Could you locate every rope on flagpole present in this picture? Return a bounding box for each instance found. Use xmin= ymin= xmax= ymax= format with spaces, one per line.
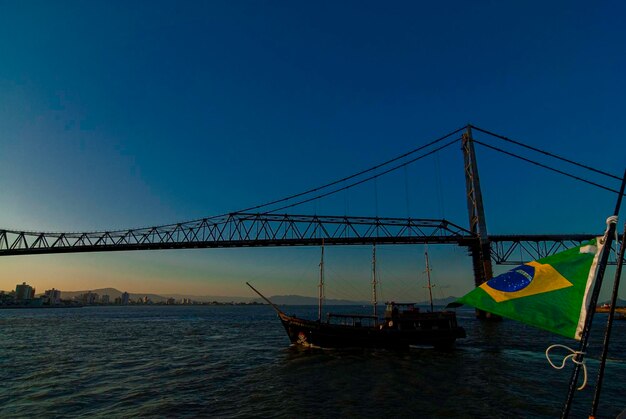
xmin=546 ymin=344 xmax=588 ymax=390
xmin=606 ymin=215 xmax=619 ymax=249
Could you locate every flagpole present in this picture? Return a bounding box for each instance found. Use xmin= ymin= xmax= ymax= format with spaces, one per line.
xmin=589 ymin=223 xmax=626 ymax=418
xmin=561 ymin=169 xmax=626 ymax=418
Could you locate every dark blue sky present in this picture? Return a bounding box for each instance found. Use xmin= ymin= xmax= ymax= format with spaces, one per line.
xmin=0 ymin=1 xmax=624 ymax=298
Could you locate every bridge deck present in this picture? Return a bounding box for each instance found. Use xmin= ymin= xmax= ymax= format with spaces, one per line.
xmin=0 ymin=213 xmax=613 ymax=264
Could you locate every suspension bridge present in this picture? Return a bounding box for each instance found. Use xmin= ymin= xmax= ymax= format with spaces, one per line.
xmin=1 ymin=125 xmax=623 ymax=294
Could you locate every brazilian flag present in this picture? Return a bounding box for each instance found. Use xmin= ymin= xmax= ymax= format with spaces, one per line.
xmin=452 ymin=238 xmax=605 ymax=340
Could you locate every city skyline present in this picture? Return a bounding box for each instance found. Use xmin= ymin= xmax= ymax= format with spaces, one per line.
xmin=1 ymin=1 xmax=624 ymax=300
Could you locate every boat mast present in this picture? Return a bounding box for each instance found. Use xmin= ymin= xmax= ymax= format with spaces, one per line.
xmin=318 ymin=239 xmax=325 ymax=322
xmin=424 ymin=247 xmax=434 ymax=312
xmin=372 ymin=243 xmax=378 ymax=317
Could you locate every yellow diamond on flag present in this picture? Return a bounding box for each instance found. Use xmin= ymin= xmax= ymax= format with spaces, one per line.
xmin=480 ymin=261 xmax=573 ymax=303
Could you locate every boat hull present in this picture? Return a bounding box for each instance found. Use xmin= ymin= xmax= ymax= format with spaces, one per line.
xmin=278 ymin=312 xmax=465 ymax=349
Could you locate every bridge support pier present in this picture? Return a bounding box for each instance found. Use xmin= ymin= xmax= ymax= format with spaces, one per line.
xmin=462 ymin=125 xmax=500 ymax=320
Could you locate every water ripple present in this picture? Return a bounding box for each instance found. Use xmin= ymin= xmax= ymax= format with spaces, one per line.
xmin=0 ymin=306 xmax=624 ymax=418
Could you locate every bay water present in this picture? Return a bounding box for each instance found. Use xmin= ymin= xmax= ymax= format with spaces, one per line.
xmin=1 ymin=305 xmax=624 ymax=418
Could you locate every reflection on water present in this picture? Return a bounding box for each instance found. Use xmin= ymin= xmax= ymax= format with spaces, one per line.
xmin=0 ymin=305 xmax=623 ymax=418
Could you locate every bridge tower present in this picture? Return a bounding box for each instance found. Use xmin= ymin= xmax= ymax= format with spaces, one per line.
xmin=462 ymin=125 xmax=498 ymax=319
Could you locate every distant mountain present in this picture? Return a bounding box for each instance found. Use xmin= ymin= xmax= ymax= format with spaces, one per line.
xmin=261 ymin=295 xmax=369 ymax=306
xmin=54 ymin=288 xmax=255 ymax=303
xmin=57 ymin=288 xmax=168 ymax=303
xmin=162 ymin=293 xmax=256 ymax=303
xmin=38 ymin=287 xmax=461 ymax=307
xmin=423 ymin=296 xmax=459 ymax=306
xmin=257 ymin=295 xmax=460 ymax=306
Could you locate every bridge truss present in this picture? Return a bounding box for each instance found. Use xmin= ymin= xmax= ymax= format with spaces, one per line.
xmin=0 ymin=212 xmax=611 ymax=265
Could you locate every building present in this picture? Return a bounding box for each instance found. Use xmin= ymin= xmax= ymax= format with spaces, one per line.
xmin=121 ymin=292 xmax=129 ymax=305
xmin=81 ymin=292 xmax=98 ymax=305
xmin=15 ymin=282 xmax=35 ymax=301
xmin=0 ymin=291 xmax=16 ymax=305
xmin=166 ymin=297 xmax=176 ymax=305
xmin=44 ymin=288 xmax=62 ymax=305
xmin=101 ymin=294 xmax=110 ymax=304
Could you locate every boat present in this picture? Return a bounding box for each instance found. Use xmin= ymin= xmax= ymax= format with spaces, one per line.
xmin=246 ymin=244 xmax=465 ymax=350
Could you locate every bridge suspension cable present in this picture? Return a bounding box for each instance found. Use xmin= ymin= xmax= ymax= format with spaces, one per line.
xmin=264 ymin=136 xmax=462 ymax=214
xmin=472 ymin=139 xmax=623 ymax=196
xmin=470 ymin=125 xmax=621 ymax=181
xmin=230 ymin=126 xmax=465 ymax=214
xmin=240 ymin=123 xmax=622 ymax=216
xmin=75 ymin=126 xmax=464 ymax=231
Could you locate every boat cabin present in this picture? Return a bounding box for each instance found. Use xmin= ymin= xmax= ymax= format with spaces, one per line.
xmin=384 ymin=302 xmax=420 ymax=320
xmin=383 ymin=301 xmax=460 ymax=331
xmin=327 ymin=313 xmax=378 ymax=328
